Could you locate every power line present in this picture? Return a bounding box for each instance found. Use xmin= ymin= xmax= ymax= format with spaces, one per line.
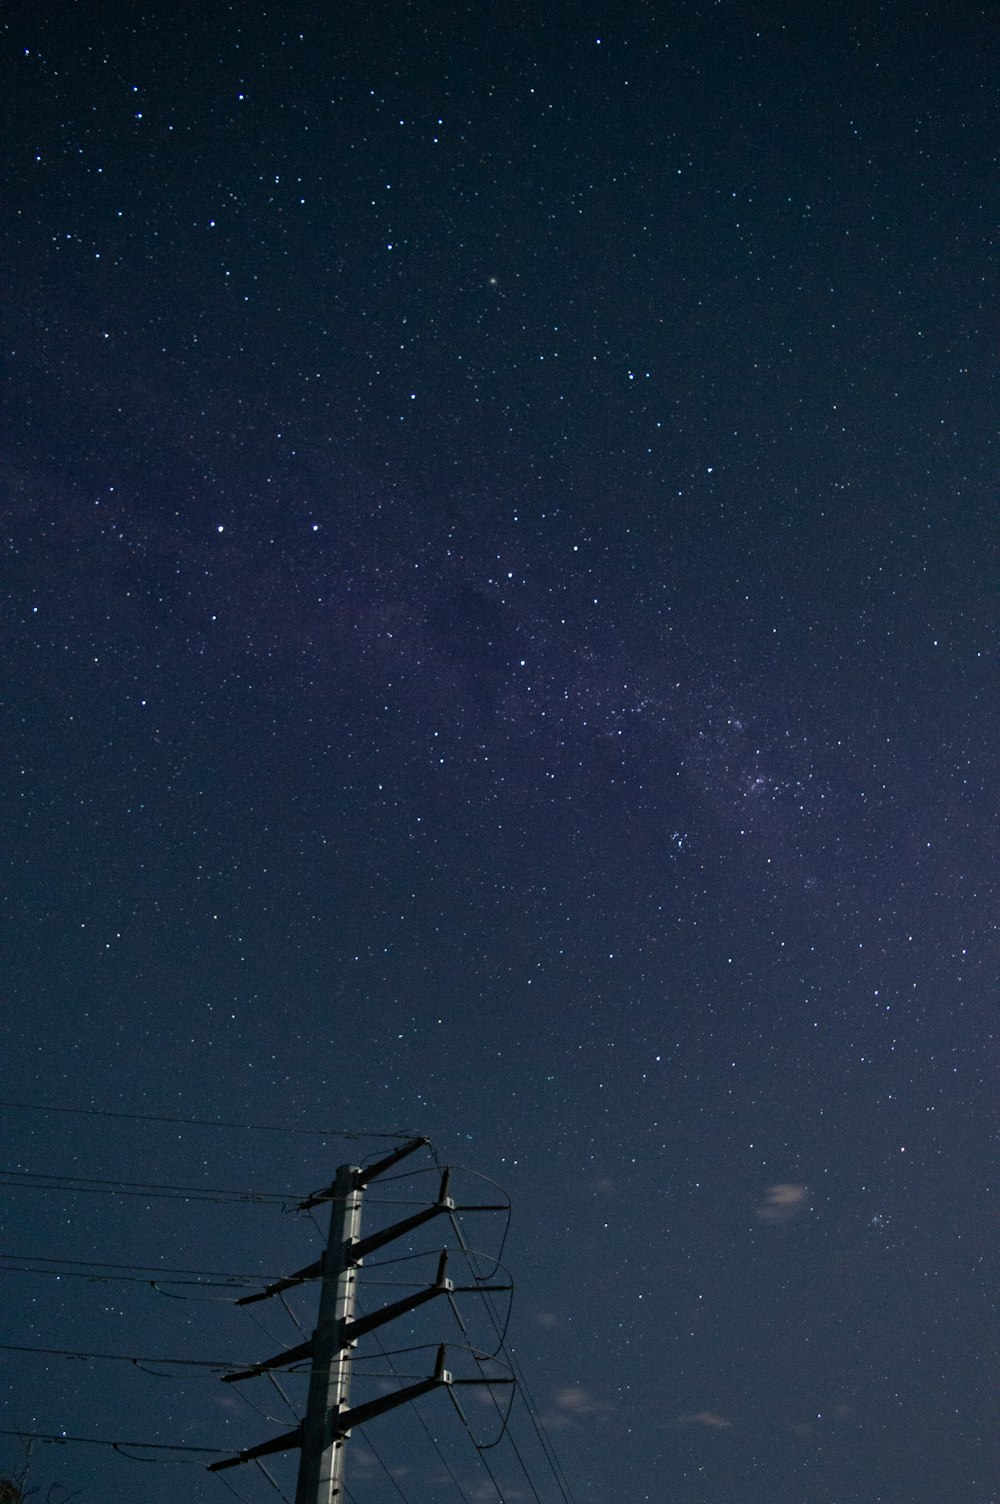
xmin=0 ymin=1099 xmax=417 ymax=1139
xmin=446 ymin=1397 xmax=510 ymax=1504
xmin=0 ymin=1166 xmax=301 ymax=1205
xmin=1 ymin=1263 xmax=237 ymax=1290
xmin=0 ymin=1342 xmax=257 ymax=1373
xmin=212 ymin=1467 xmax=258 ymax=1503
xmin=359 ymin=1305 xmax=478 ymax=1504
xmin=359 ymin=1428 xmax=414 ymax=1504
xmin=0 ymin=1427 xmax=226 ymax=1458
xmin=446 ymin=1209 xmax=577 ymax=1504
xmin=2 ymin=1148 xmax=577 ymax=1504
xmin=254 ymin=1456 xmax=293 ymax=1503
xmin=0 ymin=1253 xmax=285 ymax=1282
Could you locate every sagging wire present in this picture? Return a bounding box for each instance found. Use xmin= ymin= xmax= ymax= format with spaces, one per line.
xmin=211 ymin=1465 xmax=257 ymax=1502
xmin=444 ymin=1212 xmax=560 ymax=1504
xmin=254 ymin=1457 xmax=292 ymax=1503
xmin=445 ymin=1399 xmax=511 ymax=1504
xmin=442 ymin=1227 xmax=523 ymax=1461
xmin=0 ymin=1426 xmax=226 ymax=1460
xmin=451 ymin=1354 xmax=518 ymax=1452
xmin=0 ymin=1252 xmax=283 ymax=1283
xmin=358 ymin=1137 xmax=437 ymax=1172
xmin=454 ymin=1384 xmax=546 ymax=1504
xmin=359 ymin=1427 xmax=414 ymax=1504
xmin=113 ymin=1445 xmax=212 ymax=1467
xmin=0 ymin=1099 xmax=418 ymax=1140
xmin=0 ymin=1166 xmax=300 ymax=1207
xmin=447 ymin=1217 xmax=516 ymax=1357
xmin=229 ymin=1382 xmax=297 ymax=1429
xmin=353 ymin=1290 xmax=477 ymax=1504
xmin=343 ymin=1156 xmax=533 ymax=1494
xmin=133 ymin=1360 xmax=237 ymax=1381
xmin=493 ymin=1340 xmax=577 ymax=1504
xmin=243 ymin=1300 xmax=303 ymax=1355
xmin=152 ymin=1281 xmax=249 ymax=1302
xmin=265 ymin=1370 xmax=302 ymax=1423
xmin=303 ymin=1206 xmax=327 ymax=1240
xmin=369 ymin=1164 xmax=446 ymax=1184
xmin=1 ymin=1342 xmax=246 ymax=1375
xmin=1 ymin=1265 xmax=245 ymax=1298
xmin=445 ymin=1166 xmax=513 ymax=1281
xmin=278 ymin=1291 xmax=308 ymax=1338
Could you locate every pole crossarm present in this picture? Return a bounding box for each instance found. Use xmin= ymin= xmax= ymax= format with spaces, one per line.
xmin=237 ymin=1172 xmax=498 ymax=1308
xmin=215 ymin=1152 xmax=514 ymax=1504
xmin=344 ymin=1250 xmax=453 ymax=1340
xmin=330 ymin=1345 xmax=452 ymax=1437
xmin=223 ymin=1338 xmax=313 ymax=1384
xmin=356 ymin=1136 xmax=431 ymax=1185
xmin=352 ymin=1169 xmax=454 ymax=1260
xmin=236 ymin=1258 xmax=322 ymax=1306
xmin=208 ymin=1425 xmax=303 ymax=1472
xmin=207 ymin=1349 xmax=457 ymax=1473
xmin=297 ymin=1137 xmax=429 ymax=1210
xmin=225 ymin=1253 xmax=455 ymax=1379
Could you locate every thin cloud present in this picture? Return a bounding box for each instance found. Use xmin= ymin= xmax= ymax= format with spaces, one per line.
xmin=674 ymin=1410 xmax=734 ymax=1430
xmin=552 ymin=1385 xmax=607 ymax=1415
xmin=541 ymin=1385 xmax=613 ymax=1428
xmin=756 ymin=1183 xmax=809 ymax=1222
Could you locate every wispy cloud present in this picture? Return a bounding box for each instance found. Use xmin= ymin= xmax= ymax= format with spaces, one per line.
xmin=467 ymin=1487 xmax=532 ymax=1503
xmin=756 ymin=1183 xmax=809 ymax=1222
xmin=541 ymin=1385 xmax=613 ymax=1428
xmin=673 ymin=1410 xmax=734 ymax=1430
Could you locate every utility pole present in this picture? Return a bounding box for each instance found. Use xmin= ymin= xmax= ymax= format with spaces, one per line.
xmin=209 ymin=1137 xmax=512 ymax=1500
xmin=295 ymin=1161 xmax=361 ymax=1504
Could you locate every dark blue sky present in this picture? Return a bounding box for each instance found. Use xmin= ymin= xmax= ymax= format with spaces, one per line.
xmin=2 ymin=2 xmax=995 ymax=1502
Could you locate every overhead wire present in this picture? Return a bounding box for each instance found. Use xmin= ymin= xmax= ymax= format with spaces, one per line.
xmin=0 ymin=1252 xmax=284 ymax=1282
xmin=1 ymin=1341 xmax=251 ymax=1375
xmin=254 ymin=1457 xmax=293 ymax=1503
xmin=211 ymin=1467 xmax=257 ymax=1503
xmin=354 ymin=1299 xmax=478 ymax=1504
xmin=446 ymin=1209 xmax=576 ymax=1504
xmin=242 ymin=1300 xmax=305 ymax=1356
xmin=303 ymin=1206 xmax=328 ymax=1240
xmin=4 ymin=1142 xmax=574 ymax=1504
xmin=358 ymin=1427 xmax=414 ymax=1504
xmin=494 ymin=1338 xmax=576 ymax=1504
xmin=334 ymin=1161 xmax=560 ymax=1504
xmin=1 ymin=1263 xmax=240 ymax=1292
xmin=0 ymin=1099 xmax=417 ymax=1139
xmin=230 ymin=1389 xmax=295 ymax=1428
xmin=0 ymin=1166 xmax=300 ymax=1206
xmin=443 ymin=1166 xmax=513 ymax=1280
xmin=0 ymin=1426 xmax=226 ymax=1459
xmin=370 ymin=1163 xmax=448 ymax=1184
xmin=265 ymin=1370 xmax=302 ymax=1423
xmin=278 ymin=1291 xmax=308 ymax=1339
xmin=445 ymin=1402 xmax=509 ymax=1504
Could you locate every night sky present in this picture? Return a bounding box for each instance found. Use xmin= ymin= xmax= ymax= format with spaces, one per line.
xmin=2 ymin=2 xmax=996 ymax=1502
